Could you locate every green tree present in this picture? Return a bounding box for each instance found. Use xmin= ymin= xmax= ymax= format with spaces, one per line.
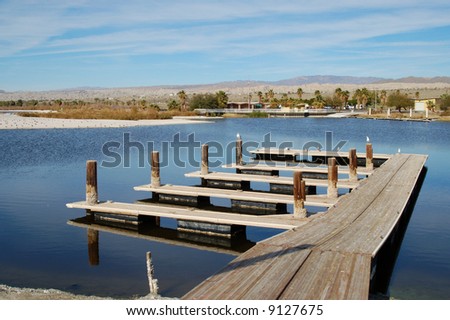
xmin=439 ymin=94 xmax=450 ymax=111
xmin=167 ymin=99 xmax=180 ymax=111
xmin=216 ymin=90 xmax=228 ymax=108
xmin=189 ymin=93 xmax=219 ymax=110
xmin=386 ymin=90 xmax=413 ymax=112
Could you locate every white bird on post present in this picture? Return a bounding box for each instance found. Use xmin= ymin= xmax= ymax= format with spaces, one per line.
xmin=366 ymin=136 xmax=370 ymax=143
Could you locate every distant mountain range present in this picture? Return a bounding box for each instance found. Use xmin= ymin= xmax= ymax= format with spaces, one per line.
xmin=159 ymin=75 xmax=450 ymax=90
xmin=1 ymin=76 xmax=450 ymax=98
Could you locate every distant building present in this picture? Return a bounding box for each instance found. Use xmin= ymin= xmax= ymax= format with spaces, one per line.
xmin=413 ymin=98 xmax=439 ymax=111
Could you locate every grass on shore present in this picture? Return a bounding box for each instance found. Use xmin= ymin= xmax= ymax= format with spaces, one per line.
xmin=18 ymin=106 xmax=195 ymax=120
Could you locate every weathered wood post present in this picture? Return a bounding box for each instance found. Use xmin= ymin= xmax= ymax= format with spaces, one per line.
xmin=87 ymin=229 xmax=99 ymax=266
xmin=366 ymin=143 xmax=374 ymax=170
xmin=409 ymin=108 xmax=413 ymax=118
xmin=426 ymin=107 xmax=429 ymax=119
xmin=236 ymin=134 xmax=243 ymax=173
xmin=387 ymin=108 xmax=391 ymax=117
xmin=201 ymin=144 xmax=209 ymax=187
xmin=368 ymin=107 xmax=372 ymax=116
xmin=151 ymin=151 xmax=160 ymax=187
xmin=236 ymin=134 xmax=243 ymax=165
xmin=201 ymin=144 xmax=209 ymax=175
xmin=293 ymin=171 xmax=307 ymax=218
xmin=146 ymin=251 xmax=159 ymax=296
xmin=349 ymin=148 xmax=358 ymax=182
xmin=327 ymin=158 xmax=338 ymax=198
xmin=86 ymin=160 xmax=98 ymax=205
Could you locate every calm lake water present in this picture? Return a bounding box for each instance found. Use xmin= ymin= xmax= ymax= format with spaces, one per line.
xmin=0 ymin=117 xmax=449 ymax=299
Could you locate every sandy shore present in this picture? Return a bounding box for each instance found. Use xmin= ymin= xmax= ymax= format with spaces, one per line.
xmin=0 ymin=113 xmax=212 ymax=130
xmin=0 ymin=284 xmax=170 ymax=300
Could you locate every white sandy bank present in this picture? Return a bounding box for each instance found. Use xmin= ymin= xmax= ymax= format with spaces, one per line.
xmin=0 ymin=113 xmax=212 ymax=130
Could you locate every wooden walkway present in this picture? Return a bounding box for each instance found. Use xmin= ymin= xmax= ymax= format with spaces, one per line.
xmin=182 ymin=153 xmax=427 ymax=299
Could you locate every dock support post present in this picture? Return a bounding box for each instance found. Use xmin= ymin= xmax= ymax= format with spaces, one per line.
xmin=327 ymin=158 xmax=338 ymax=198
xmin=151 ymin=151 xmax=160 ymax=187
xmin=86 ymin=160 xmax=98 ymax=205
xmin=151 ymin=151 xmax=160 ymax=201
xmin=293 ymin=171 xmax=307 ymax=218
xmin=146 ymin=252 xmax=159 ymax=296
xmin=201 ymin=144 xmax=209 ymax=187
xmin=409 ymin=108 xmax=413 ymax=118
xmin=368 ymin=108 xmax=372 ymax=116
xmin=201 ymin=144 xmax=209 ymax=175
xmin=387 ymin=108 xmax=391 ymax=117
xmin=349 ymin=148 xmax=358 ymax=182
xmin=366 ymin=143 xmax=374 ymax=170
xmin=236 ymin=135 xmax=243 ymax=173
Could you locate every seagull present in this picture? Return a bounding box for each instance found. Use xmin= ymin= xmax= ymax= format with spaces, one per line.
xmin=398 ymin=148 xmax=401 ymax=153
xmin=236 ymin=133 xmax=241 ymax=139
xmin=366 ymin=136 xmax=370 ymax=143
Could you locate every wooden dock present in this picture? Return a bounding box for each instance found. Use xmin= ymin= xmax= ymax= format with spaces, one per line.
xmin=182 ymin=153 xmax=427 ymax=299
xmin=66 ymin=136 xmax=427 ymax=299
xmin=133 ymin=184 xmax=338 ymax=208
xmin=185 ymin=171 xmax=359 ymax=189
xmin=250 ymin=145 xmax=390 ymax=167
xmin=67 ymin=201 xmax=309 ymax=230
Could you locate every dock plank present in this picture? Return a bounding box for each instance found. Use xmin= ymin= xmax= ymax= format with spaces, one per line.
xmin=133 ymin=184 xmax=338 ymax=208
xmin=279 ymin=251 xmax=371 ymax=300
xmin=223 ymin=162 xmax=374 ymax=176
xmin=185 ymin=171 xmax=359 ymax=189
xmin=250 ymin=148 xmax=391 ymax=160
xmin=66 ymin=201 xmax=308 ymax=230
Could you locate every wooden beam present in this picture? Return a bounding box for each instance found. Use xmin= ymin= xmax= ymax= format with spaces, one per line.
xmin=366 ymin=143 xmax=374 ymax=170
xmin=151 ymin=151 xmax=160 ymax=187
xmin=86 ymin=160 xmax=98 ymax=205
xmin=327 ymin=158 xmax=338 ymax=198
xmin=349 ymin=148 xmax=358 ymax=182
xmin=293 ymin=171 xmax=307 ymax=218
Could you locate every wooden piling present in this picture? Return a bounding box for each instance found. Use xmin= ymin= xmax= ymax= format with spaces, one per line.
xmin=86 ymin=160 xmax=98 ymax=205
xmin=366 ymin=143 xmax=374 ymax=170
xmin=327 ymin=158 xmax=338 ymax=198
xmin=236 ymin=136 xmax=243 ymax=166
xmin=201 ymin=144 xmax=209 ymax=175
xmin=87 ymin=229 xmax=99 ymax=266
xmin=151 ymin=151 xmax=161 ymax=187
xmin=236 ymin=136 xmax=243 ymax=174
xmin=146 ymin=251 xmax=159 ymax=296
xmin=349 ymin=148 xmax=358 ymax=182
xmin=293 ymin=171 xmax=307 ymax=218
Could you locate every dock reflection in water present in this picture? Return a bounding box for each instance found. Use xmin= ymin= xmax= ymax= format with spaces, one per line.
xmin=69 ymin=214 xmax=256 ymax=268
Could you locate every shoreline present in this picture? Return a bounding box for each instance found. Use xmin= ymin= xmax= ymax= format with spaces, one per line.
xmin=0 ymin=113 xmax=212 ymax=130
xmin=0 ymin=284 xmax=170 ymax=300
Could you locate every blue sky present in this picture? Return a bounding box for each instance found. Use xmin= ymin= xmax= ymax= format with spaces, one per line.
xmin=1 ymin=0 xmax=450 ymax=91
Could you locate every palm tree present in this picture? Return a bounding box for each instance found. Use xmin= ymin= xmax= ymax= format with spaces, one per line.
xmin=296 ymin=87 xmax=303 ymax=100
xmin=257 ymin=91 xmax=263 ymax=103
xmin=380 ymin=90 xmax=387 ymax=107
xmin=267 ymin=89 xmax=275 ymax=101
xmin=177 ymin=90 xmax=187 ymax=111
xmin=340 ymin=90 xmax=350 ymax=109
